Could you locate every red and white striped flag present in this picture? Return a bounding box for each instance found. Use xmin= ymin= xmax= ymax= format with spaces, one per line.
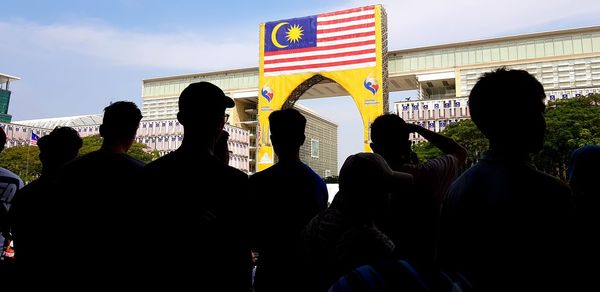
xmin=263 ymin=6 xmax=376 ymax=76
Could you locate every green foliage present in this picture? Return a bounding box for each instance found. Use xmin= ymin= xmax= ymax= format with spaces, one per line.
xmin=534 ymin=94 xmax=600 ymax=180
xmin=323 ymin=175 xmax=339 ymax=183
xmin=78 ymin=135 xmax=103 ymax=156
xmin=0 ymin=135 xmax=159 ymax=184
xmin=0 ymin=146 xmax=41 ymax=184
xmin=411 ymin=95 xmax=600 ymax=181
xmin=412 ymin=142 xmax=442 ymax=162
xmin=128 ymin=141 xmax=160 ymax=163
xmin=412 ymin=119 xmax=488 ymax=166
xmin=80 ymin=135 xmax=159 ymax=163
xmin=442 ymin=119 xmax=489 ymax=166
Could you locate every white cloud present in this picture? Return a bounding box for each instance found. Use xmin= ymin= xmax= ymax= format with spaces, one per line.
xmin=0 ymin=20 xmax=258 ymax=71
xmin=350 ymin=0 xmax=600 ymax=49
xmin=2 ymin=1 xmax=599 ymax=73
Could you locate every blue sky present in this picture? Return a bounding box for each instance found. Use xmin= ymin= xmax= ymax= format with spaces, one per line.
xmin=2 ymin=0 xmax=600 ymax=170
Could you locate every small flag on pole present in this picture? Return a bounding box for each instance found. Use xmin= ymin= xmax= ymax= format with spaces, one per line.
xmin=30 ymin=132 xmax=39 ymax=146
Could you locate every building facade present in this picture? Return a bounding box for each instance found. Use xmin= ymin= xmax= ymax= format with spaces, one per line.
xmin=296 ymin=104 xmax=338 ymax=178
xmin=0 ymin=73 xmax=20 ymax=123
xmin=142 ymin=75 xmax=339 ymax=176
xmin=141 ymin=26 xmax=600 ymax=170
xmin=6 ymin=116 xmax=251 ymax=173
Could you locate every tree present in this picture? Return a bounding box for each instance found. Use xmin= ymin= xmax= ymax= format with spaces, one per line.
xmin=0 ymin=135 xmax=160 ymax=184
xmin=412 ymin=119 xmax=487 ymax=166
xmin=79 ymin=135 xmax=159 ymax=163
xmin=534 ymin=94 xmax=600 ymax=180
xmin=412 ymin=95 xmax=600 ymax=181
xmin=0 ymin=146 xmax=41 ymax=184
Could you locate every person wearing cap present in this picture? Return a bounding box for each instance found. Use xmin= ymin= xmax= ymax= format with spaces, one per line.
xmin=301 ymin=152 xmax=413 ymax=291
xmin=141 ymin=81 xmax=251 ymax=291
xmin=248 ymin=108 xmax=328 ymax=292
xmin=214 ymin=130 xmax=231 ymax=165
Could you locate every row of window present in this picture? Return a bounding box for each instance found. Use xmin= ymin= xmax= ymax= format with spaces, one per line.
xmin=391 ymin=33 xmax=600 ymax=73
xmin=142 ymin=31 xmax=600 ymax=98
xmin=143 ymin=73 xmax=258 ymax=98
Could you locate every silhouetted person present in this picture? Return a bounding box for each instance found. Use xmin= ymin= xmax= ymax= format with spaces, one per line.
xmin=9 ymin=127 xmax=81 ymax=280
xmin=248 ymin=108 xmax=328 ymax=292
xmin=56 ymin=101 xmax=144 ymax=286
xmin=370 ymin=114 xmax=466 ymax=278
xmin=568 ymin=145 xmax=600 ymax=291
xmin=302 ymin=153 xmax=413 ymax=291
xmin=141 ymin=82 xmax=251 ymax=291
xmin=436 ymin=68 xmax=574 ymax=291
xmin=0 ymin=127 xmax=23 ymax=277
xmin=214 ymin=129 xmax=231 ymax=165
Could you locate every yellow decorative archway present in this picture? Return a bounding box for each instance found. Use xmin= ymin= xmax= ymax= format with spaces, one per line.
xmin=257 ymin=5 xmax=388 ymax=171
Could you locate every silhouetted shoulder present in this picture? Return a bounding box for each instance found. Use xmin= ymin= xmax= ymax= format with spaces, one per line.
xmin=142 ymin=151 xmax=178 ymax=172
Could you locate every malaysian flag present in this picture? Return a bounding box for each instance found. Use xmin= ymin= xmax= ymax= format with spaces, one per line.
xmin=30 ymin=132 xmax=39 ymax=146
xmin=263 ymin=6 xmax=376 ymax=76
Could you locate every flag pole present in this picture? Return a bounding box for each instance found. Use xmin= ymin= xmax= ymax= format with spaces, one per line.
xmin=26 ymin=129 xmax=30 ymax=181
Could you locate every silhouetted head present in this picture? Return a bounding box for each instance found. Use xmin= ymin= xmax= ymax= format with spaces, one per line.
xmin=370 ymin=114 xmax=412 ymax=166
xmin=177 ymin=82 xmax=234 ymax=145
xmin=568 ymin=145 xmax=600 ymax=198
xmin=38 ymin=126 xmax=82 ymax=174
xmin=214 ymin=130 xmax=230 ymax=164
xmin=469 ymin=67 xmax=546 ymax=154
xmin=0 ymin=127 xmax=6 ymax=153
xmin=269 ymin=108 xmax=306 ymax=159
xmin=338 ymin=152 xmax=412 ymax=217
xmin=100 ymin=101 xmax=142 ymax=151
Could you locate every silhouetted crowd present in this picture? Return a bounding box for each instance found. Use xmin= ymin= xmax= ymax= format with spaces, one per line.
xmin=0 ymin=69 xmax=598 ymax=291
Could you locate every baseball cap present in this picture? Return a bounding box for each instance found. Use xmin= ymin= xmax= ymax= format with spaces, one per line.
xmin=179 ymin=81 xmax=235 ymax=112
xmin=339 ymin=152 xmax=413 ymax=192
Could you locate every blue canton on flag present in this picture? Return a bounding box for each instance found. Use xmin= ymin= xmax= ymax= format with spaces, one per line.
xmin=265 ymin=16 xmax=317 ymax=52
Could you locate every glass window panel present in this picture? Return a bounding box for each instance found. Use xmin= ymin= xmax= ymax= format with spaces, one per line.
xmin=441 ymin=53 xmax=448 ymax=67
xmin=535 ymin=42 xmax=545 ymax=58
xmin=482 ymin=49 xmax=491 ymax=62
xmin=419 ymin=56 xmax=427 ymax=69
xmin=476 ymin=49 xmax=483 ymax=63
xmin=500 ymin=46 xmax=509 ymax=61
xmin=468 ymin=50 xmax=476 ymax=64
xmin=509 ymin=45 xmax=518 ymax=60
xmin=448 ymin=52 xmax=455 ymax=67
xmin=592 ymin=36 xmax=600 ymax=52
xmin=388 ymin=58 xmax=396 ymax=72
xmin=434 ymin=54 xmax=442 ymax=68
xmin=554 ymin=40 xmax=564 ymax=55
xmin=403 ymin=58 xmax=411 ymax=72
xmin=426 ymin=55 xmax=434 ymax=68
xmin=527 ymin=43 xmax=535 ymax=58
xmin=573 ymin=37 xmax=583 ymax=54
xmin=518 ymin=45 xmax=527 ymax=59
xmin=410 ymin=56 xmax=418 ymax=70
xmin=491 ymin=47 xmax=500 ymax=61
xmin=545 ymin=42 xmax=554 ymax=56
xmin=582 ymin=36 xmax=592 ymax=53
xmin=564 ymin=39 xmax=573 ymax=54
